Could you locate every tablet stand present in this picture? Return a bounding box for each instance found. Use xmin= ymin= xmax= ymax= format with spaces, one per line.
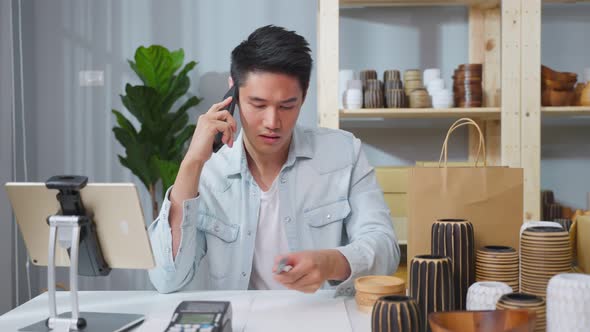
xmin=20 ymin=176 xmax=144 ymax=332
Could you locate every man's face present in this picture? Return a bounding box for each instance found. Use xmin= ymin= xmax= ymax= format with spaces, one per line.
xmin=237 ymin=71 xmax=304 ymax=157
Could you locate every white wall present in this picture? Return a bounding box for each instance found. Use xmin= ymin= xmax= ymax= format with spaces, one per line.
xmin=10 ymin=0 xmax=590 ymax=300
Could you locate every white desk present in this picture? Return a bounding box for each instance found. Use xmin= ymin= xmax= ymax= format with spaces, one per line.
xmin=0 ymin=290 xmax=371 ymax=332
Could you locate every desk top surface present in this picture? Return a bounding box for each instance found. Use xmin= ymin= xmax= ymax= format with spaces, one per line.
xmin=0 ymin=290 xmax=371 ymax=332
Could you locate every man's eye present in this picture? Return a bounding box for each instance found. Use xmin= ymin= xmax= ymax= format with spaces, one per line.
xmin=253 ymin=105 xmax=266 ymax=109
xmin=280 ymin=105 xmax=295 ymax=110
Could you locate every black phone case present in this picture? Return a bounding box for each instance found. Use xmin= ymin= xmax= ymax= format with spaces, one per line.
xmin=212 ymin=86 xmax=238 ymax=153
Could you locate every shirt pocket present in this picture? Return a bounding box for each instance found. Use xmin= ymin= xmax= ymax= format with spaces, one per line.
xmin=304 ymin=200 xmax=351 ymax=248
xmin=196 ymin=213 xmax=240 ymax=279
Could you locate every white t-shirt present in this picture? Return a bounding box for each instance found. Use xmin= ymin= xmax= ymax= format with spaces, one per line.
xmin=248 ymin=180 xmax=289 ymax=290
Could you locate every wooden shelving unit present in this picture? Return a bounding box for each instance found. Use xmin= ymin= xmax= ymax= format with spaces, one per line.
xmin=340 ymin=0 xmax=499 ymax=7
xmin=317 ymin=0 xmax=587 ymax=221
xmin=340 ymin=107 xmax=501 ymax=119
xmin=542 ymin=106 xmax=590 ymax=116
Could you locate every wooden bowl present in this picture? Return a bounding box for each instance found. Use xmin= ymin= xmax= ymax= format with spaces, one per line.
xmin=428 ymin=310 xmax=536 ymax=332
xmin=541 ymin=65 xmax=578 ymax=83
xmin=542 ymin=79 xmax=576 ymax=91
xmin=542 ymin=89 xmax=575 ymax=106
xmin=355 ymin=276 xmax=405 ymax=313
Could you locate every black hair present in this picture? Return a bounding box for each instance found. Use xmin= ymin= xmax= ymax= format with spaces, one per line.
xmin=230 ymin=25 xmax=312 ymax=96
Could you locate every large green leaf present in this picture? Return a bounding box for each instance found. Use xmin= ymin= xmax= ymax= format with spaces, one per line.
xmin=153 ymin=157 xmax=181 ymax=197
xmin=160 ymin=70 xmax=194 ymax=113
xmin=112 ymin=109 xmax=138 ymax=137
xmin=172 ymin=125 xmax=196 ymax=155
xmin=121 ymin=84 xmax=160 ymax=125
xmin=131 ymin=46 xmax=184 ymax=94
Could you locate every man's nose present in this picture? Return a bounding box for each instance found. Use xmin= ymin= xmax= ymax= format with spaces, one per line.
xmin=262 ymin=107 xmax=280 ymax=129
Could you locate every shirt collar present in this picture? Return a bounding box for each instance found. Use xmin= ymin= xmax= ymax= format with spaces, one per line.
xmin=223 ymin=125 xmax=314 ymax=178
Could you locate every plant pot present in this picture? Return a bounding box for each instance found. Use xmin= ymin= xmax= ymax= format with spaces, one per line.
xmin=547 ymin=273 xmax=590 ymax=332
xmin=497 ymin=293 xmax=546 ymax=332
xmin=432 ymin=218 xmax=475 ymax=310
xmin=372 ymin=295 xmax=421 ymax=332
xmin=466 ymin=281 xmax=513 ymax=311
xmin=476 ymin=246 xmax=519 ymax=292
xmin=410 ymin=255 xmax=454 ymax=332
xmin=520 ymin=227 xmax=571 ymax=298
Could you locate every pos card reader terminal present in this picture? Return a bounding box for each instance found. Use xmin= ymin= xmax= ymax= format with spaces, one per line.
xmin=165 ymin=301 xmax=232 ymax=332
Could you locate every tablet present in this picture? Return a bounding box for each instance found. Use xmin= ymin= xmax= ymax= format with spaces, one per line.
xmin=5 ymin=182 xmax=155 ymax=269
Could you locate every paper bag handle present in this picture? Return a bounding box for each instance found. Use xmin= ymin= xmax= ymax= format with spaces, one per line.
xmin=438 ymin=118 xmax=487 ymax=167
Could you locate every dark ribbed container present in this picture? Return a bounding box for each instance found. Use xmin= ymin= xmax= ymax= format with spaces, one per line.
xmin=554 ymin=218 xmax=573 ymax=232
xmin=372 ymin=295 xmax=421 ymax=332
xmin=409 ymin=255 xmax=454 ymax=332
xmin=431 ymin=218 xmax=475 ymax=310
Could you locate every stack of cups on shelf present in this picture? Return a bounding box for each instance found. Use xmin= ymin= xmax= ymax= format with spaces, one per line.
xmin=424 ymin=68 xmax=453 ymax=109
xmin=404 ymin=69 xmax=431 ymax=108
xmin=339 ymin=69 xmax=355 ymax=109
xmin=453 ymin=64 xmax=483 ymax=107
xmin=343 ymin=79 xmax=363 ymax=110
xmin=360 ymin=69 xmax=383 ymax=108
xmin=383 ymin=70 xmax=404 ymax=108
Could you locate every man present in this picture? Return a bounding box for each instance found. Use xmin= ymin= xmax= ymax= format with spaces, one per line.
xmin=148 ymin=25 xmax=399 ymax=296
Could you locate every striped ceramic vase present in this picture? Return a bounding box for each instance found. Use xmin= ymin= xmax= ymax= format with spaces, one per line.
xmin=372 ymin=295 xmax=421 ymax=332
xmin=409 ymin=255 xmax=454 ymax=332
xmin=431 ymin=218 xmax=475 ymax=310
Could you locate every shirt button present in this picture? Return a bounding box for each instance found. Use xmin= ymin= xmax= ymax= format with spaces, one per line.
xmin=242 ymin=272 xmax=247 ymax=277
xmin=247 ymin=231 xmax=252 ymax=236
xmin=280 ymin=177 xmax=287 ymax=184
xmin=284 ymin=216 xmax=291 ymax=223
xmin=214 ymin=225 xmax=220 ymax=232
xmin=327 ymin=214 xmax=331 ymax=219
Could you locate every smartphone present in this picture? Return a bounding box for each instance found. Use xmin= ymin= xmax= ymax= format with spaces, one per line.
xmin=212 ymin=85 xmax=239 ymax=153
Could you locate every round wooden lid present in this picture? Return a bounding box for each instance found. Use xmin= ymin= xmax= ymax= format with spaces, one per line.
xmin=354 ymin=275 xmax=405 ymax=294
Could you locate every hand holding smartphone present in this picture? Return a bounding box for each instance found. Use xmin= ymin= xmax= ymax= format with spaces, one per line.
xmin=212 ymin=85 xmax=239 ymax=153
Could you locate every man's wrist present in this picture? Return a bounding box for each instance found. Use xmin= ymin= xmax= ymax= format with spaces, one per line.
xmin=326 ymin=249 xmax=352 ymax=281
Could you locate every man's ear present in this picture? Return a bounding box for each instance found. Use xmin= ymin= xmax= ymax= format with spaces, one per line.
xmin=228 ymin=76 xmax=234 ymax=89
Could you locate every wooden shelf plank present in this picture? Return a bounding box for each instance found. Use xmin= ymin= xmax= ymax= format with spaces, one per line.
xmin=544 ymin=0 xmax=590 ymax=3
xmin=542 ymin=106 xmax=590 ymax=116
xmin=339 ymin=0 xmax=590 ymax=6
xmin=339 ymin=107 xmax=501 ymax=119
xmin=340 ymin=0 xmax=499 ymax=7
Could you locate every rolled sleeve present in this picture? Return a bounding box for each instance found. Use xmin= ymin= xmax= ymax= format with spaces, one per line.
xmin=332 ymin=138 xmax=400 ymax=297
xmin=148 ymin=186 xmax=205 ymax=293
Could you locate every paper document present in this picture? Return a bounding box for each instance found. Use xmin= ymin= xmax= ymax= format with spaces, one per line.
xmin=244 ymin=292 xmax=352 ymax=332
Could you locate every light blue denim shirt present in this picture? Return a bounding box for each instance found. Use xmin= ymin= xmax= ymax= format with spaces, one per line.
xmin=148 ymin=125 xmax=400 ymax=296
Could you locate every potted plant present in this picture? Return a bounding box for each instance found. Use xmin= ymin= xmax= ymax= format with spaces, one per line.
xmin=112 ymin=45 xmax=200 ymax=218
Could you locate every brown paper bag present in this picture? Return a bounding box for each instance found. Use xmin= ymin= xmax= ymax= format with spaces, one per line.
xmin=407 ymin=118 xmax=524 ymax=267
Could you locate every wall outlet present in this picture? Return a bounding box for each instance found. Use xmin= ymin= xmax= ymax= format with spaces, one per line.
xmin=79 ymin=70 xmax=104 ymax=87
